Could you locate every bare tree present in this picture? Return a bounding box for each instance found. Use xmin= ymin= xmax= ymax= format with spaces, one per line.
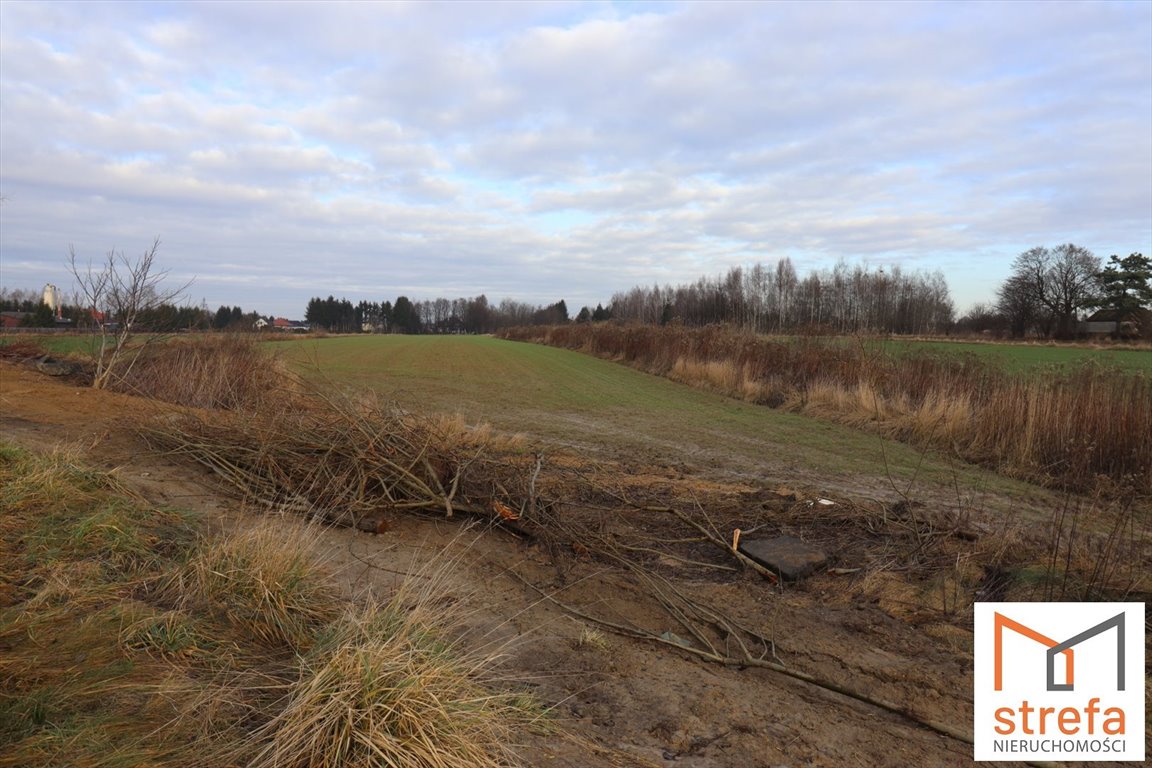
xmin=997 ymin=270 xmax=1046 ymax=338
xmin=1006 ymin=244 xmax=1100 ymax=340
xmin=68 ymin=237 xmax=191 ymax=389
xmin=1045 ymin=244 xmax=1101 ymax=339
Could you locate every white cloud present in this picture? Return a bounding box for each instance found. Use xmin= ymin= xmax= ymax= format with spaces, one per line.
xmin=1 ymin=0 xmax=1149 ymax=318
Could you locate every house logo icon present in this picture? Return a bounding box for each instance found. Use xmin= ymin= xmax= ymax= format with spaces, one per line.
xmin=974 ymin=602 xmax=1144 ymax=762
xmin=993 ymin=611 xmax=1125 ymax=692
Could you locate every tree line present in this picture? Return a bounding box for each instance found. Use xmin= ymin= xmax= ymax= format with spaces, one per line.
xmin=956 ymin=248 xmax=1151 ymax=339
xmin=607 ymin=259 xmax=955 ymax=335
xmin=303 ymin=294 xmax=580 ymax=334
xmin=600 ymin=249 xmax=1149 ymax=338
xmin=302 ymin=260 xmax=958 ymax=337
xmin=1 ymin=288 xmax=210 ymax=330
xmin=14 ymin=243 xmax=1143 ymax=340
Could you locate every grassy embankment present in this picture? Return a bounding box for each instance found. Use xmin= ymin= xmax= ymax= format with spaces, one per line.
xmin=497 ymin=324 xmax=1151 ymax=496
xmin=0 ymin=339 xmax=544 ymax=767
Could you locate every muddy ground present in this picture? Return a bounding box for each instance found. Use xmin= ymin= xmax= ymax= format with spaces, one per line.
xmin=1 ymin=360 xmax=1140 ymax=768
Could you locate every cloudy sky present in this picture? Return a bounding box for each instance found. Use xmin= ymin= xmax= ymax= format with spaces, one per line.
xmin=2 ymin=0 xmax=1149 ymax=319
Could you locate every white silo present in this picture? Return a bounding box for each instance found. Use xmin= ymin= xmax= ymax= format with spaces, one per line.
xmin=42 ymin=283 xmax=62 ymax=319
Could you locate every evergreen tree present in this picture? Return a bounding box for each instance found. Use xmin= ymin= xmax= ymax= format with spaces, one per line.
xmin=1094 ymin=253 xmax=1152 ymax=313
xmin=392 ymin=296 xmax=420 ymax=334
xmin=20 ymin=302 xmax=56 ymax=327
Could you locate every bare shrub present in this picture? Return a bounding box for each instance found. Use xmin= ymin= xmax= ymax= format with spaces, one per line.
xmin=112 ymin=333 xmax=282 ymax=410
xmin=989 ymin=492 xmax=1151 ymax=603
xmin=68 ymin=238 xmax=191 ymax=389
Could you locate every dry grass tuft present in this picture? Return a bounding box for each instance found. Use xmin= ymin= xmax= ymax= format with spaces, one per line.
xmin=246 ymin=600 xmax=534 ymax=768
xmin=118 ymin=605 xmax=214 ymax=660
xmin=170 ymin=520 xmax=341 ymax=651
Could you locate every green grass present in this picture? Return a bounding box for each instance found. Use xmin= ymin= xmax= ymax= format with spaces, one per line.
xmin=0 ymin=332 xmax=189 ymax=360
xmin=9 ymin=331 xmax=1143 ymax=373
xmin=280 ymin=335 xmax=1052 ymax=505
xmin=0 ymin=333 xmax=99 ymax=357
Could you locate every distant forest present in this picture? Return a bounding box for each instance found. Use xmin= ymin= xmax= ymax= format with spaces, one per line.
xmin=303 ymin=295 xmax=578 ymax=335
xmin=607 ymin=259 xmax=953 ymax=335
xmin=304 ymin=249 xmax=1150 ymax=339
xmin=303 ymin=259 xmax=953 ymax=336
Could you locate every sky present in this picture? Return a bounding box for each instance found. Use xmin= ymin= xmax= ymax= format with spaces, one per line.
xmin=1 ymin=0 xmax=1150 ymax=320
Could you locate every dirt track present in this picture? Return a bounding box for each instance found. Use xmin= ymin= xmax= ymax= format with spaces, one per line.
xmin=0 ymin=361 xmax=1081 ymax=767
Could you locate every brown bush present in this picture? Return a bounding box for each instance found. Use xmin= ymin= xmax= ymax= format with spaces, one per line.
xmin=111 ymin=333 xmax=283 ymax=410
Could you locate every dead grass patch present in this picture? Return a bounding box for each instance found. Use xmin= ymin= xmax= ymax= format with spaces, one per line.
xmin=0 ymin=441 xmax=540 ymax=768
xmin=169 ymin=520 xmax=342 ymax=651
xmin=246 ymin=600 xmax=533 ymax=768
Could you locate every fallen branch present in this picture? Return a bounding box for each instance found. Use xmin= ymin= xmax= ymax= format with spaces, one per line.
xmin=135 ymin=388 xmax=541 ymax=531
xmin=512 ymin=570 xmax=975 ymax=747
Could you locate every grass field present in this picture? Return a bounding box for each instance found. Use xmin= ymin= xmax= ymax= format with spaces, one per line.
xmin=0 ymin=332 xmax=194 ymax=359
xmin=6 ymin=331 xmax=1147 ymax=372
xmin=884 ymin=338 xmax=1152 ymax=373
xmin=280 ymin=334 xmax=1050 ymax=506
xmin=0 ymin=332 xmax=96 ymax=356
xmin=5 ymin=330 xmax=1142 ymax=499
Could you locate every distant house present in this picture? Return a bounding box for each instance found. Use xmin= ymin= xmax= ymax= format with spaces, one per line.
xmin=1 ymin=311 xmax=29 ymax=329
xmin=272 ymin=318 xmax=311 ymax=333
xmin=254 ymin=318 xmax=269 ymax=330
xmin=1079 ymin=308 xmax=1152 ymax=340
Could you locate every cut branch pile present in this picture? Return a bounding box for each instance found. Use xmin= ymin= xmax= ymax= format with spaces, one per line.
xmin=137 ymin=388 xmax=542 ymax=528
xmin=511 ymin=491 xmax=985 ymax=751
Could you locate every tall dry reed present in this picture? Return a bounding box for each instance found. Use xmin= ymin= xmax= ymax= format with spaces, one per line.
xmin=500 ymin=324 xmax=1152 ymax=495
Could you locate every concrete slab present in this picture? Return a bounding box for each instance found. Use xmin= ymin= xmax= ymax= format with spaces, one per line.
xmin=738 ymin=535 xmax=827 ymax=581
